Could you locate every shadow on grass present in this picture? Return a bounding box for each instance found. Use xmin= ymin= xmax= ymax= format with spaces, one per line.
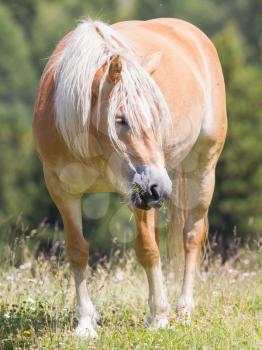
xmin=0 ymin=301 xmax=75 ymax=350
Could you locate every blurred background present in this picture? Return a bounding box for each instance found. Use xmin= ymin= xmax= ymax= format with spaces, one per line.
xmin=0 ymin=0 xmax=261 ymax=264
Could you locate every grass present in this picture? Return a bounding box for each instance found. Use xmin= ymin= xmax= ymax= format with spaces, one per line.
xmin=0 ymin=246 xmax=262 ymax=350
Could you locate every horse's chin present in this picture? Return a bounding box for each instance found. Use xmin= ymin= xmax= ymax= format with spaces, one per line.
xmin=132 ymin=201 xmax=151 ymax=211
xmin=131 ymin=192 xmax=151 ymax=210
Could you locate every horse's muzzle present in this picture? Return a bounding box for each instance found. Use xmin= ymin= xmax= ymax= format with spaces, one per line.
xmin=130 ymin=166 xmax=172 ymax=210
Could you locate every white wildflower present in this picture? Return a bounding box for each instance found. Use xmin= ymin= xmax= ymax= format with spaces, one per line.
xmin=27 ymin=297 xmax=35 ymax=304
xmin=19 ymin=262 xmax=32 ymax=270
xmin=114 ymin=269 xmax=125 ymax=282
xmin=242 ymin=272 xmax=250 ymax=278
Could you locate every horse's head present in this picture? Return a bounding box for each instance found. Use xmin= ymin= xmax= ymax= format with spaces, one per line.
xmin=92 ymin=54 xmax=172 ymax=210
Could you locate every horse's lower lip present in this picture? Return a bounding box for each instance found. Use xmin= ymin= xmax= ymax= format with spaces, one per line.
xmin=133 ymin=202 xmax=151 ymax=210
xmin=131 ymin=193 xmax=150 ymax=210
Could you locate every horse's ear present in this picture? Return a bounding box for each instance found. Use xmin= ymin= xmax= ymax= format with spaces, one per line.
xmin=142 ymin=51 xmax=162 ymax=75
xmin=92 ymin=65 xmax=106 ymax=106
xmin=108 ymin=55 xmax=122 ymax=84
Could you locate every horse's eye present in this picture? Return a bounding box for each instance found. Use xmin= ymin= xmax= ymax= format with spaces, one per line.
xmin=116 ymin=115 xmax=128 ymax=126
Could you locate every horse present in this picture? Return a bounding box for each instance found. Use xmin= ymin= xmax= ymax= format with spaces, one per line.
xmin=33 ymin=18 xmax=227 ymax=337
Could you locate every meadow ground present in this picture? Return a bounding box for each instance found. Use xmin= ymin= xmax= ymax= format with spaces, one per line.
xmin=0 ymin=246 xmax=261 ymax=350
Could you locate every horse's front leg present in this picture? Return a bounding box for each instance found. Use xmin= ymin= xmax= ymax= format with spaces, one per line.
xmin=44 ymin=167 xmax=99 ymax=338
xmin=133 ymin=208 xmax=169 ymax=329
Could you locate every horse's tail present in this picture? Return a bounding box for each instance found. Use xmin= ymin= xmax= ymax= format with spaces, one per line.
xmin=167 ymin=169 xmax=187 ymax=281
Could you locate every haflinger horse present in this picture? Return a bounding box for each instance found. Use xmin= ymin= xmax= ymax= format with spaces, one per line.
xmin=33 ymin=18 xmax=227 ymax=337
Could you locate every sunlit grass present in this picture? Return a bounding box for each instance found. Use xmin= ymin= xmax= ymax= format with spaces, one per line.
xmin=0 ymin=248 xmax=261 ymax=349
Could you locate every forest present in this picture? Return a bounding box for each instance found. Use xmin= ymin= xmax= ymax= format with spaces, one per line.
xmin=0 ymin=0 xmax=262 ymax=261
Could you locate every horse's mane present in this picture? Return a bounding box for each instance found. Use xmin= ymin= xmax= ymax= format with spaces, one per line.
xmin=52 ymin=19 xmax=171 ymax=158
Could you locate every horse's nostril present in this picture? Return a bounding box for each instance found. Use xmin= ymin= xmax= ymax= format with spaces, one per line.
xmin=150 ymin=184 xmax=160 ymax=200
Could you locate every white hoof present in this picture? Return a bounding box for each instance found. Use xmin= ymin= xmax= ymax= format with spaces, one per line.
xmin=147 ymin=316 xmax=169 ymax=330
xmin=74 ymin=318 xmax=98 ymax=338
xmin=176 ymin=296 xmax=194 ymax=321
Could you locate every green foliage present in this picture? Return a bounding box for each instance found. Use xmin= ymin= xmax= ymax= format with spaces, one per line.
xmin=0 ymin=5 xmax=35 ymax=104
xmin=214 ymin=0 xmax=262 ymax=63
xmin=133 ymin=0 xmax=175 ymax=20
xmin=0 ymin=4 xmax=40 ymax=223
xmin=132 ymin=0 xmax=227 ymax=35
xmin=212 ymin=24 xmax=262 ymax=235
xmin=0 ymin=0 xmax=38 ymax=38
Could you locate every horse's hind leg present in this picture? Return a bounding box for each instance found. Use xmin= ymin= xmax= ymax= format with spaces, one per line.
xmin=176 ymin=153 xmax=217 ymax=319
xmin=133 ymin=208 xmax=169 ymax=329
xmin=43 ymin=166 xmax=98 ymax=338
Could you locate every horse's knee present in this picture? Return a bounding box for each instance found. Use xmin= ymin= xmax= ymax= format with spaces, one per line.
xmin=67 ymin=239 xmax=89 ymax=270
xmin=184 ymin=219 xmax=207 ymax=252
xmin=135 ymin=236 xmax=159 ymax=267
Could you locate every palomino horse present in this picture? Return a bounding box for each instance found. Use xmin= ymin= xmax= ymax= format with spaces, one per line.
xmin=33 ymin=18 xmax=227 ymax=337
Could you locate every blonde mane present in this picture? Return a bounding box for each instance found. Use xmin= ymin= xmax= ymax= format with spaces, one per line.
xmin=52 ymin=19 xmax=171 ymax=158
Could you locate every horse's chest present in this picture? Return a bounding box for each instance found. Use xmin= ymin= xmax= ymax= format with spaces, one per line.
xmin=56 ymin=161 xmax=109 ymax=194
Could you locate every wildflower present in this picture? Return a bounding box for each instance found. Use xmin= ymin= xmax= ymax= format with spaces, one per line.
xmin=4 ymin=312 xmax=10 ymax=319
xmin=114 ymin=269 xmax=125 ymax=282
xmin=228 ymin=268 xmax=235 ymax=274
xmin=19 ymin=262 xmax=32 ymax=270
xmin=201 ymin=319 xmax=209 ymax=326
xmin=23 ymin=329 xmax=31 ymax=335
xmin=6 ymin=274 xmax=15 ymax=281
xmin=27 ymin=297 xmax=35 ymax=304
xmin=242 ymin=272 xmax=250 ymax=278
xmin=243 ymin=259 xmax=250 ymax=265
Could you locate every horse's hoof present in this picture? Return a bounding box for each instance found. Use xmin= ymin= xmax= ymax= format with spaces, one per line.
xmin=74 ymin=319 xmax=98 ymax=338
xmin=176 ymin=296 xmax=194 ymax=322
xmin=147 ymin=316 xmax=169 ymax=330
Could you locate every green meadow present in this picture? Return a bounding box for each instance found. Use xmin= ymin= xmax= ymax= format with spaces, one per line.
xmin=1 ymin=248 xmax=261 ymax=350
